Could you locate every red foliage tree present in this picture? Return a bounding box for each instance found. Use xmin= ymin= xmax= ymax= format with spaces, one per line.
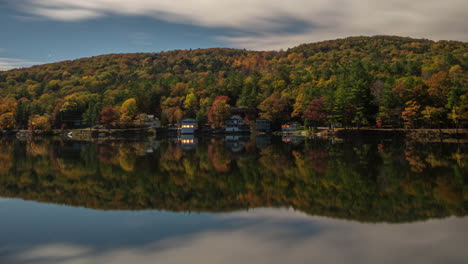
xmin=100 ymin=105 xmax=120 ymax=127
xmin=303 ymin=97 xmax=326 ymax=128
xmin=426 ymin=71 xmax=450 ymax=106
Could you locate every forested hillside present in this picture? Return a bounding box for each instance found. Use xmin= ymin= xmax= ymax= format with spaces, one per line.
xmin=0 ymin=36 xmax=467 ymax=130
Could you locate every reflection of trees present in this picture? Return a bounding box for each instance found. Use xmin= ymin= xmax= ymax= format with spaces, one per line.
xmin=0 ymin=140 xmax=13 ymax=174
xmin=0 ymin=138 xmax=466 ymax=223
xmin=259 ymin=147 xmax=290 ymax=176
xmin=207 ymin=139 xmax=232 ymax=173
xmin=26 ymin=140 xmax=48 ymax=156
xmin=118 ymin=146 xmax=137 ymax=172
xmin=405 ymin=145 xmax=426 ymax=173
xmin=434 ymin=177 xmax=463 ymax=205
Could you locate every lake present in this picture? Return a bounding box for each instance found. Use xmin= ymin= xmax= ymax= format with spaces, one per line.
xmin=0 ymin=135 xmax=467 ymax=263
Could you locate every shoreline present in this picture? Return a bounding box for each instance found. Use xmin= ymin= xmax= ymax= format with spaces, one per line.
xmin=1 ymin=127 xmax=468 ymax=142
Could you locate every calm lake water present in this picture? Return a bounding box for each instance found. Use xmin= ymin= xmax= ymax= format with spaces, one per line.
xmin=0 ymin=136 xmax=467 ymax=263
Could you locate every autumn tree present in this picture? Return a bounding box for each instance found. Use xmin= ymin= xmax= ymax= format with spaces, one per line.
xmin=100 ymin=105 xmax=120 ymax=127
xmin=183 ymin=92 xmax=198 ymax=118
xmin=0 ymin=112 xmax=16 ymax=130
xmin=303 ymin=97 xmax=327 ymax=128
xmin=161 ymin=97 xmax=184 ymax=125
xmin=30 ymin=115 xmax=51 ymax=130
xmin=421 ymin=106 xmax=446 ymax=128
xmin=208 ymin=96 xmax=231 ymax=128
xmin=0 ymin=97 xmax=17 ymax=130
xmin=448 ymin=94 xmax=468 ymax=130
xmin=258 ymin=92 xmax=288 ymax=125
xmin=0 ymin=97 xmax=17 ymax=115
xmin=120 ymin=98 xmax=138 ymax=126
xmin=402 ymin=100 xmax=421 ymax=128
xmin=426 ymin=71 xmax=451 ymax=106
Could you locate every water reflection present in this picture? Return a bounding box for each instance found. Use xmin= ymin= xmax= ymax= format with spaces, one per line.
xmin=1 ymin=202 xmax=467 ymax=264
xmin=0 ymin=137 xmax=466 ymax=222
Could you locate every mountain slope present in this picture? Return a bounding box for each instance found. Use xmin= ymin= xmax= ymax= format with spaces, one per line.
xmin=0 ymin=36 xmax=466 ymax=129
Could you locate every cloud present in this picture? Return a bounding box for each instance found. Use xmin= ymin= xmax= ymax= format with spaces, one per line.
xmin=12 ymin=0 xmax=468 ymax=50
xmin=6 ymin=209 xmax=468 ymax=264
xmin=0 ymin=58 xmax=42 ymax=71
xmin=29 ymin=7 xmax=102 ymax=21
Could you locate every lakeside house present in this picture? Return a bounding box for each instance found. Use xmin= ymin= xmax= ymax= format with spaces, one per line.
xmin=225 ymin=115 xmax=250 ymax=134
xmin=59 ymin=112 xmax=83 ymax=129
xmin=180 ymin=118 xmax=198 ymax=134
xmin=255 ymin=118 xmax=271 ymax=133
xmin=281 ymin=122 xmax=302 ymax=133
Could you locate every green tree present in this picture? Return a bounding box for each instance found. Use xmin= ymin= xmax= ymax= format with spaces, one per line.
xmin=421 ymin=106 xmax=446 ymax=128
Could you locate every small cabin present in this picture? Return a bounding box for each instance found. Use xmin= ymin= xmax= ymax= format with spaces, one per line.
xmin=281 ymin=122 xmax=302 ymax=133
xmin=180 ymin=118 xmax=198 ymax=134
xmin=255 ymin=118 xmax=271 ymax=132
xmin=59 ymin=112 xmax=83 ymax=129
xmin=225 ymin=115 xmax=250 ymax=133
xmin=144 ymin=115 xmax=160 ymax=129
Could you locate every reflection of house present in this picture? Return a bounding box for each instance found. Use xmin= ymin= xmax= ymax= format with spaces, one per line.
xmin=225 ymin=135 xmax=246 ymax=152
xmin=180 ymin=118 xmax=198 ymax=134
xmin=282 ymin=135 xmax=304 ymax=145
xmin=225 ymin=116 xmax=250 ymax=133
xmin=281 ymin=122 xmax=302 ymax=133
xmin=179 ymin=134 xmax=197 ymax=150
xmin=145 ymin=141 xmax=160 ymax=153
xmin=255 ymin=118 xmax=271 ymax=132
xmin=144 ymin=115 xmax=160 ymax=129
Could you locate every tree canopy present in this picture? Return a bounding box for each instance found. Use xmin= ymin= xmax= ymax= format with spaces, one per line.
xmin=0 ymin=36 xmax=466 ymax=129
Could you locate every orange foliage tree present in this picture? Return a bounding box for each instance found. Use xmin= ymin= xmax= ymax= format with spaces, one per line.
xmin=208 ymin=96 xmax=231 ymax=128
xmin=402 ymin=100 xmax=421 ymax=128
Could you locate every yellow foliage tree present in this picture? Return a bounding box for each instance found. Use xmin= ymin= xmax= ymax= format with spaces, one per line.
xmin=0 ymin=112 xmax=16 ymax=130
xmin=30 ymin=115 xmax=51 ymax=130
xmin=120 ymin=98 xmax=137 ymax=126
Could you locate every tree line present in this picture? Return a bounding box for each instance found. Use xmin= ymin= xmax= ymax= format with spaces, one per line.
xmin=0 ymin=36 xmax=467 ymax=130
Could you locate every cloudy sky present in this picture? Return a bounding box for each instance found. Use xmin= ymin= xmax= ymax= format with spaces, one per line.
xmin=1 ymin=0 xmax=467 ymax=70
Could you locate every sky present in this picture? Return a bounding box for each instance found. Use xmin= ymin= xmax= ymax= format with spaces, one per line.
xmin=1 ymin=0 xmax=467 ymax=70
